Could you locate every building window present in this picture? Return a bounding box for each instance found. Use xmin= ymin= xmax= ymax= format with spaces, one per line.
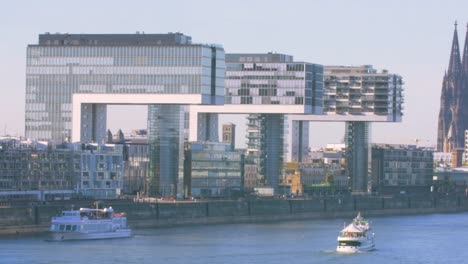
xmin=241 ymin=97 xmax=252 ymax=104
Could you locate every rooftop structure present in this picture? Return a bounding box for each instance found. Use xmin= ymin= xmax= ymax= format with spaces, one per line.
xmin=38 ymin=32 xmax=192 ymax=46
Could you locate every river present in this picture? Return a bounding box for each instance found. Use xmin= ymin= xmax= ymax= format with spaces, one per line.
xmin=1 ymin=212 xmax=467 ymax=264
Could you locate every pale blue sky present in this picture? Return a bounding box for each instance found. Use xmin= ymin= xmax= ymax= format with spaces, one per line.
xmin=1 ymin=0 xmax=467 ymax=147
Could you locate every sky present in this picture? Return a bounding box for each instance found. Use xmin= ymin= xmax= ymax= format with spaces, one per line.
xmin=1 ymin=0 xmax=467 ymax=148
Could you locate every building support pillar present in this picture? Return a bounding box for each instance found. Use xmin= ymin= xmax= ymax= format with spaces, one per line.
xmin=197 ymin=113 xmax=219 ymax=142
xmin=80 ymin=103 xmax=107 ymax=144
xmin=345 ymin=121 xmax=371 ymax=194
xmin=265 ymin=114 xmax=284 ymax=189
xmin=147 ymin=105 xmax=186 ymax=198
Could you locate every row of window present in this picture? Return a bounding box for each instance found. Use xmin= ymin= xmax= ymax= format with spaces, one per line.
xmin=28 ymin=46 xmax=211 ymax=58
xmin=227 ymin=96 xmax=306 ymax=105
xmin=28 ymin=56 xmax=210 ymax=67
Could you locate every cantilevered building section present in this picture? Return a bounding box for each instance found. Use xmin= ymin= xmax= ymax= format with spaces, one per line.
xmin=323 ymin=65 xmax=403 ymax=121
xmin=26 ymin=32 xmax=225 ymax=198
xmin=225 ymin=53 xmax=323 ymax=190
xmin=26 ymin=33 xmax=224 ymax=143
xmin=225 ymin=53 xmax=323 ymax=114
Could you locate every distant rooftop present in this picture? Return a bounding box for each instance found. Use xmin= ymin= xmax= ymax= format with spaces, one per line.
xmin=37 ymin=32 xmax=192 ymax=46
xmin=226 ymin=53 xmax=293 ymax=63
xmin=372 ymin=143 xmax=434 ymax=151
xmin=324 ymin=65 xmax=392 ymax=75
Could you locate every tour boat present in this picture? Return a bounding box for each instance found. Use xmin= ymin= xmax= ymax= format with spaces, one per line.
xmin=336 ymin=214 xmax=375 ymax=253
xmin=49 ymin=206 xmax=132 ymax=241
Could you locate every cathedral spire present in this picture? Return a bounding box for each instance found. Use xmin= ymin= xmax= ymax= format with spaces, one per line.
xmin=462 ymin=22 xmax=468 ymax=73
xmin=448 ymin=21 xmax=462 ymax=75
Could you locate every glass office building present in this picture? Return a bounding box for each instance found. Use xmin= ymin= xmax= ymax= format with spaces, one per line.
xmin=26 ymin=33 xmax=225 ymax=198
xmin=184 ymin=142 xmax=244 ymax=198
xmin=225 ymin=53 xmax=323 ymax=114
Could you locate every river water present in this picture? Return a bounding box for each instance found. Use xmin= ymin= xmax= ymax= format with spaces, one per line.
xmin=1 ymin=212 xmax=467 ymax=264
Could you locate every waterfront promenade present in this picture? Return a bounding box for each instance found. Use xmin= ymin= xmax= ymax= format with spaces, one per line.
xmin=1 ymin=195 xmax=466 ymax=236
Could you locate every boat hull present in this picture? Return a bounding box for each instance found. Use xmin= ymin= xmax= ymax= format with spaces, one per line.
xmin=49 ymin=229 xmax=132 ymax=241
xmin=336 ymin=241 xmax=375 ymax=253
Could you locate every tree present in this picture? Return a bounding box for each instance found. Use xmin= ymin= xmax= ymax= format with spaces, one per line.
xmin=325 ymin=171 xmax=335 ymax=185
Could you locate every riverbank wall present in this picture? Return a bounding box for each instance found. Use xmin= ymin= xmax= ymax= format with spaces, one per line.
xmin=1 ymin=195 xmax=467 ymax=236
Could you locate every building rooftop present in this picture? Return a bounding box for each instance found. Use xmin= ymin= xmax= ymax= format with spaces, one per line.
xmin=324 ymin=65 xmax=394 ymax=75
xmin=37 ymin=32 xmax=192 ymax=46
xmin=372 ymin=143 xmax=434 ymax=151
xmin=226 ymin=53 xmax=293 ymax=63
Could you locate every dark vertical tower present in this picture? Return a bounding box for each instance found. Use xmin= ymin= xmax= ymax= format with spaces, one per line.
xmin=437 ymin=22 xmax=465 ymax=152
xmin=462 ymin=23 xmax=468 ymax=74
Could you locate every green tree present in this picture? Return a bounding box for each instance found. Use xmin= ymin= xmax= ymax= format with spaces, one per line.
xmin=325 ymin=171 xmax=334 ymax=185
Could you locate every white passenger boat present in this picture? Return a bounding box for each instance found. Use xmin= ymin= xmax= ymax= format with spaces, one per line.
xmin=49 ymin=206 xmax=132 ymax=241
xmin=336 ymin=213 xmax=375 ymax=253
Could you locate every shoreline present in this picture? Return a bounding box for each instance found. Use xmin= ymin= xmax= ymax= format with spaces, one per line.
xmin=2 ymin=203 xmax=466 ymax=237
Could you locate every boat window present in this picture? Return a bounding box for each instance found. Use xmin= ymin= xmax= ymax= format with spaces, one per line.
xmin=339 ymin=241 xmax=361 ymax=247
xmin=71 ymin=225 xmax=77 ymax=231
xmin=66 ymin=225 xmax=72 ymax=231
xmin=59 ymin=225 xmax=65 ymax=231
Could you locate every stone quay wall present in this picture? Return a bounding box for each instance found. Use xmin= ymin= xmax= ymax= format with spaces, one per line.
xmin=1 ymin=195 xmax=467 ymax=235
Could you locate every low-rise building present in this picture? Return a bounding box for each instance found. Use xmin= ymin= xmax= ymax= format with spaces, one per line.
xmin=0 ymin=137 xmax=76 ymax=201
xmin=184 ymin=142 xmax=244 ymax=198
xmin=371 ymin=144 xmax=433 ymax=195
xmin=300 ymin=163 xmax=348 ymax=194
xmin=0 ymin=137 xmax=125 ymax=201
xmin=279 ymin=162 xmax=302 ymax=195
xmin=434 ymin=167 xmax=468 ymax=195
xmin=76 ymin=143 xmax=124 ymax=199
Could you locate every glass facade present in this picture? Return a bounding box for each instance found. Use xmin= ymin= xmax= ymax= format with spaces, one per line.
xmin=147 ymin=105 xmax=187 ymax=197
xmin=345 ymin=121 xmax=371 ymax=193
xmin=225 ymin=53 xmax=323 ymax=114
xmin=25 ymin=33 xmax=225 ymax=142
xmin=122 ymin=143 xmax=149 ymax=195
xmin=185 ymin=142 xmax=244 ymax=198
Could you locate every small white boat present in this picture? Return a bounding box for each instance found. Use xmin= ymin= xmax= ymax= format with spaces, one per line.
xmin=336 ymin=213 xmax=375 ymax=253
xmin=49 ymin=206 xmax=132 ymax=241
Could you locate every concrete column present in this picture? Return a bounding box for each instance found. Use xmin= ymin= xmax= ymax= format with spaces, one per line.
xmin=289 ymin=120 xmax=309 ymax=162
xmin=263 ymin=114 xmax=284 ymax=190
xmin=80 ymin=103 xmax=107 ymax=144
xmin=284 ymin=117 xmax=309 ymax=162
xmin=197 ymin=113 xmax=219 ymax=142
xmin=345 ymin=121 xmax=371 ymax=193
